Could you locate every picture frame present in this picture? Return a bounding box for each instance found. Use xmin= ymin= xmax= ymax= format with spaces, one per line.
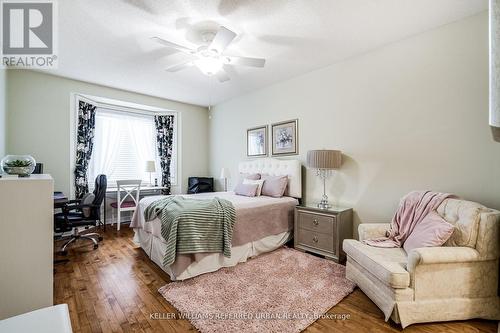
xmin=247 ymin=125 xmax=268 ymax=157
xmin=271 ymin=119 xmax=298 ymax=156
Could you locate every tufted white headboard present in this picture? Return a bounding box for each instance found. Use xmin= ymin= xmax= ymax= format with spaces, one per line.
xmin=238 ymin=158 xmax=302 ymax=198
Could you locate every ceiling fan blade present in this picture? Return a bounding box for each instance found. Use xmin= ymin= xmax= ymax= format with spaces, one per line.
xmin=224 ymin=56 xmax=265 ymax=68
xmin=165 ymin=62 xmax=193 ymax=72
xmin=151 ymin=37 xmax=194 ymax=54
xmin=209 ymin=26 xmax=237 ymax=53
xmin=215 ymin=69 xmax=230 ymax=82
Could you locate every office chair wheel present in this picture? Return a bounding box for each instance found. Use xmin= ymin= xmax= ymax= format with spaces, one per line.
xmin=60 ymin=250 xmax=67 ymax=256
xmin=93 ymin=244 xmax=98 ymax=250
xmin=98 ymin=236 xmax=103 ymax=241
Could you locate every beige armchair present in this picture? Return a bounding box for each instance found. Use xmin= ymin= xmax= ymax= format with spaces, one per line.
xmin=343 ymin=198 xmax=500 ymax=328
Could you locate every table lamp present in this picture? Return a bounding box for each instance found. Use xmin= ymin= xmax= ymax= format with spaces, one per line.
xmin=307 ymin=150 xmax=342 ymax=209
xmin=220 ymin=167 xmax=231 ymax=191
xmin=145 ymin=160 xmax=156 ymax=186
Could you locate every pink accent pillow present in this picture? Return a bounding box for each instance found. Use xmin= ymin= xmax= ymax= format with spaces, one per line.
xmin=403 ymin=211 xmax=455 ymax=253
xmin=261 ymin=175 xmax=288 ymax=198
xmin=234 ymin=183 xmax=259 ymax=197
xmin=240 ymin=173 xmax=261 ymax=180
xmin=234 ymin=173 xmax=261 ymax=192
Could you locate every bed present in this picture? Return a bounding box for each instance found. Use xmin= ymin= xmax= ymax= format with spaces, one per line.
xmin=130 ymin=158 xmax=302 ymax=280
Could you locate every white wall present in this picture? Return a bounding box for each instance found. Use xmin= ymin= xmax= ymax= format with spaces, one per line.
xmin=6 ymin=70 xmax=209 ymax=195
xmin=0 ymin=69 xmax=6 ymax=158
xmin=209 ymin=12 xmax=500 ymax=233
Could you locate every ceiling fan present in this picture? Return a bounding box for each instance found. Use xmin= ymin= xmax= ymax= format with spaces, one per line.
xmin=151 ymin=26 xmax=265 ymax=82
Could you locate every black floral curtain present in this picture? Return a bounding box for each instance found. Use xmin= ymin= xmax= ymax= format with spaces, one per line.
xmin=74 ymin=100 xmax=97 ymax=199
xmin=154 ymin=115 xmax=174 ymax=195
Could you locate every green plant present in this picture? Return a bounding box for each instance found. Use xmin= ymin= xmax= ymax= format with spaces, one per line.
xmin=5 ymin=160 xmax=33 ymax=167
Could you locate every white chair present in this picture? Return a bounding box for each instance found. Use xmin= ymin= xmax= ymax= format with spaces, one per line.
xmin=110 ymin=180 xmax=141 ymax=231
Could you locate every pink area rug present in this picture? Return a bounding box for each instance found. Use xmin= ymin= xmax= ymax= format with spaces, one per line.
xmin=159 ymin=247 xmax=356 ymax=333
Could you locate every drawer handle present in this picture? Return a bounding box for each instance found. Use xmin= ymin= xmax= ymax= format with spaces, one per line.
xmin=313 ymin=236 xmax=319 ymax=243
xmin=313 ymin=219 xmax=319 ymax=226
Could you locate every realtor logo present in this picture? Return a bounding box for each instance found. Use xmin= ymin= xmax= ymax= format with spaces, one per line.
xmin=1 ymin=0 xmax=58 ymax=68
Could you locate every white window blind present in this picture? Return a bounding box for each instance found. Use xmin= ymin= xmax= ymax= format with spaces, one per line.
xmin=88 ymin=107 xmax=177 ymax=188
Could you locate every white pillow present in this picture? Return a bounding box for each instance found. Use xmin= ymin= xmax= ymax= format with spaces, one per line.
xmin=243 ymin=179 xmax=265 ymax=196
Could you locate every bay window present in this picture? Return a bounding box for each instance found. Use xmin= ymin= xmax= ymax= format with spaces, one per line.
xmin=87 ymin=105 xmax=177 ymax=188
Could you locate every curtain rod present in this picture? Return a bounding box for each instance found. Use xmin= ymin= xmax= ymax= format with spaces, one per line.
xmin=75 ymin=94 xmax=177 ymax=116
xmin=97 ymin=103 xmax=176 ymax=117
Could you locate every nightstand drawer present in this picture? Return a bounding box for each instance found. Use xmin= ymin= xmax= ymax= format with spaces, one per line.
xmin=297 ymin=228 xmax=334 ymax=253
xmin=297 ymin=211 xmax=335 ymax=234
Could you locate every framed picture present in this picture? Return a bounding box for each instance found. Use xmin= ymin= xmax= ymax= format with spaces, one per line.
xmin=271 ymin=119 xmax=298 ymax=156
xmin=247 ymin=125 xmax=268 ymax=157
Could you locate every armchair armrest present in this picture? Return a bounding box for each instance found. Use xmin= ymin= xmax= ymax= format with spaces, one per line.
xmin=61 ymin=200 xmax=81 ymax=211
xmin=61 ymin=202 xmax=100 ymax=216
xmin=407 ymin=246 xmax=480 ymax=272
xmin=358 ymin=223 xmax=390 ymax=241
xmin=65 ymin=199 xmax=81 ymax=204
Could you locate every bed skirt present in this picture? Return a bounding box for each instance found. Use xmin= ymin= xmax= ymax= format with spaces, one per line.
xmin=133 ymin=228 xmax=291 ymax=281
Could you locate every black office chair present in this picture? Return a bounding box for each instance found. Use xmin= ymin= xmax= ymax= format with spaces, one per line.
xmin=33 ymin=163 xmax=43 ymax=174
xmin=187 ymin=177 xmax=214 ymax=194
xmin=54 ymin=174 xmax=107 ymax=255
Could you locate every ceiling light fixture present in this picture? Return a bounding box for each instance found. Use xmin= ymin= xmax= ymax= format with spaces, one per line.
xmin=153 ymin=25 xmax=266 ymax=82
xmin=194 ymin=56 xmax=223 ymax=76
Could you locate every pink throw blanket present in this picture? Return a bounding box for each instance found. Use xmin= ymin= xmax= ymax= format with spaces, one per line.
xmin=363 ymin=191 xmax=455 ymax=248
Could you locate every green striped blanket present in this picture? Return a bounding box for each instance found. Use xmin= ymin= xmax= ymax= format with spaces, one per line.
xmin=144 ymin=196 xmax=236 ymax=267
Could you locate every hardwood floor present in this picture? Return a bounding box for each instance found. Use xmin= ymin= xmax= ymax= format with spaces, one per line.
xmin=54 ymin=226 xmax=498 ymax=333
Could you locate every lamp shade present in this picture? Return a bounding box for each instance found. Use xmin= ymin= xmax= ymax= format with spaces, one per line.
xmin=220 ymin=167 xmax=231 ymax=179
xmin=145 ymin=160 xmax=156 ymax=173
xmin=307 ymin=150 xmax=342 ymax=169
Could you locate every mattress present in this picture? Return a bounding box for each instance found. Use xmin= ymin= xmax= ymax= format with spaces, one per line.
xmin=130 ymin=191 xmax=298 ymax=280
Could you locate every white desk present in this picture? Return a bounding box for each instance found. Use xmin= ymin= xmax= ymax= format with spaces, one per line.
xmin=106 ymin=185 xmax=167 ymax=193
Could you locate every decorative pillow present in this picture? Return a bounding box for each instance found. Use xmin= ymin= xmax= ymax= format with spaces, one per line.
xmin=234 ymin=173 xmax=261 ymax=192
xmin=403 ymin=211 xmax=455 ymax=253
xmin=234 ymin=183 xmax=259 ymax=197
xmin=81 ymin=193 xmax=95 ymax=218
xmin=239 ymin=173 xmax=261 ymax=181
xmin=261 ymin=175 xmax=288 ymax=198
xmin=243 ymin=179 xmax=265 ymax=196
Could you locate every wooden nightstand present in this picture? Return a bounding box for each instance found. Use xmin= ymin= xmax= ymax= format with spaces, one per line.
xmin=294 ymin=205 xmax=353 ymax=263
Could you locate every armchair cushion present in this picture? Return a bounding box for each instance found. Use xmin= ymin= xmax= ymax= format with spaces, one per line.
xmin=343 ymin=239 xmax=409 ymax=288
xmin=358 ymin=223 xmax=390 ymax=242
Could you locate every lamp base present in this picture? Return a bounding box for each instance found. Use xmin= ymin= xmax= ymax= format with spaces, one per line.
xmin=317 ymin=199 xmax=331 ymax=210
xmin=317 ymin=171 xmax=331 ymax=210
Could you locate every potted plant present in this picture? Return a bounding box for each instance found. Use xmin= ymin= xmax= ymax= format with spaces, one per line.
xmin=1 ymin=155 xmax=36 ymax=177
